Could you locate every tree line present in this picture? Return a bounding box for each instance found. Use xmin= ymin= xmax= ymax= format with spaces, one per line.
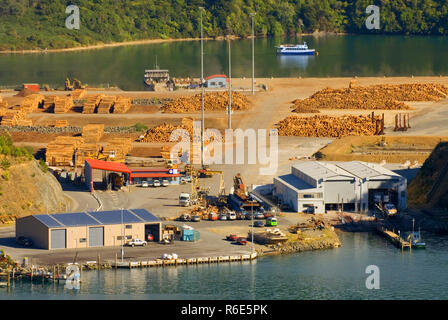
xmin=0 ymin=0 xmax=447 ymax=50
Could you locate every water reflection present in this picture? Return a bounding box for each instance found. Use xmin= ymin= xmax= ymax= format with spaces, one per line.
xmin=277 ymin=55 xmax=314 ymax=69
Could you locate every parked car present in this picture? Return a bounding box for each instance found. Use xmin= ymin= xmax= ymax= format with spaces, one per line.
xmin=245 ymin=212 xmax=254 ymax=220
xmin=218 ymin=214 xmax=227 ymax=221
xmin=162 ymin=179 xmax=170 ymax=187
xmin=226 ymin=234 xmax=238 ymax=241
xmin=236 ymin=212 xmax=246 ymax=220
xmin=126 ymin=238 xmax=147 ymax=247
xmin=263 ymin=211 xmax=274 ymax=218
xmin=191 ymin=215 xmax=201 ymax=222
xmin=146 ymin=233 xmax=154 ymax=241
xmin=16 ymin=236 xmax=33 ymax=247
xmin=254 ymin=212 xmax=265 ymax=219
xmin=153 ymin=180 xmax=161 ymax=187
xmin=266 ymin=217 xmax=278 ymax=226
xmin=183 ymin=175 xmax=192 ymax=183
xmin=254 ymin=220 xmax=265 ymax=227
xmin=227 ymin=212 xmax=237 ymax=220
xmin=209 ymin=213 xmax=218 ymax=221
xmin=141 ymin=181 xmax=149 ymax=188
xmin=237 ymin=237 xmax=248 ymax=245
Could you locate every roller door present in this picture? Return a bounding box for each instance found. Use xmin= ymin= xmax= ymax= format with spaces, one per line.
xmin=89 ymin=227 xmax=104 ymax=247
xmin=51 ymin=229 xmax=66 ymax=249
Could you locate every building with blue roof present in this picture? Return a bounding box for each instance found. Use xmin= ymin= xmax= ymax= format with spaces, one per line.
xmin=16 ymin=209 xmax=162 ymax=250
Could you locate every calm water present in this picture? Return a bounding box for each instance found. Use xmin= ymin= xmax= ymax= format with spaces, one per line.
xmin=2 ymin=232 xmax=448 ymax=300
xmin=0 ymin=35 xmax=447 ymax=91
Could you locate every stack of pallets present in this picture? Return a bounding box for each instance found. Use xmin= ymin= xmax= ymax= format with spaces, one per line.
xmin=112 ymin=96 xmax=132 ymax=113
xmin=97 ymin=96 xmax=117 ymax=114
xmin=82 ymin=94 xmax=104 ymax=114
xmin=45 ymin=136 xmax=84 ymax=166
xmin=102 ymin=137 xmax=133 ymax=161
xmin=70 ymin=89 xmax=86 ymax=99
xmin=82 ymin=124 xmax=104 ymax=143
xmin=54 ymin=96 xmax=74 ymax=114
xmin=54 ymin=120 xmax=69 ymax=128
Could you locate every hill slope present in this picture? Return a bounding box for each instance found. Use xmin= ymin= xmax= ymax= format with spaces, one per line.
xmin=1 ymin=0 xmax=448 ymax=50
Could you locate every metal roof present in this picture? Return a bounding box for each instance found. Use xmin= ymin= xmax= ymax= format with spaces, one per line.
xmin=292 ymin=161 xmax=355 ymax=181
xmin=32 ymin=209 xmax=160 ymax=228
xmin=205 ymin=74 xmax=228 ymax=81
xmin=275 ymin=174 xmax=317 ymax=192
xmin=335 ymin=161 xmax=399 ymax=179
xmin=85 ymin=159 xmax=131 ymax=173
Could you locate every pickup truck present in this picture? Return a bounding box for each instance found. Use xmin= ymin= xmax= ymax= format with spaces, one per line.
xmin=179 ymin=193 xmax=191 ymax=207
xmin=126 ymin=239 xmax=147 ymax=247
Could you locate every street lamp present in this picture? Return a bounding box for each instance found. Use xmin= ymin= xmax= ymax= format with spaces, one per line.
xmin=228 ymin=36 xmax=232 ymax=129
xmin=199 ymin=6 xmax=205 ymax=166
xmin=249 ymin=12 xmax=256 ymax=96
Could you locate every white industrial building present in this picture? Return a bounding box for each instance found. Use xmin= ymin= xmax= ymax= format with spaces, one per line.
xmin=273 ymin=161 xmax=407 ymax=214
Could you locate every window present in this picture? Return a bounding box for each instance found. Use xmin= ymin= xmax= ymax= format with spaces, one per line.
xmin=79 ymin=238 xmax=86 ymax=243
xmin=125 ymin=225 xmax=132 ymax=229
xmin=117 ymin=236 xmax=123 ymax=240
xmin=126 ymin=235 xmax=132 ymax=240
xmin=210 ymin=82 xmax=216 ymax=86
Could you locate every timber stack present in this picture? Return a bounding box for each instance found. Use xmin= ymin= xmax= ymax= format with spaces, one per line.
xmin=97 ymin=96 xmax=117 ymax=114
xmin=54 ymin=96 xmax=74 ymax=114
xmin=83 ymin=94 xmax=104 ymax=114
xmin=0 ymin=109 xmax=30 ymax=126
xmin=75 ymin=143 xmax=101 ymax=166
xmin=161 ymin=92 xmax=250 ymax=113
xmin=54 ymin=120 xmax=69 ymax=128
xmin=112 ymin=96 xmax=131 ymax=113
xmin=276 ymin=114 xmax=382 ymax=138
xmin=43 ymin=95 xmax=56 ymax=112
xmin=82 ymin=124 xmax=104 ymax=143
xmin=70 ymin=89 xmax=86 ymax=100
xmin=46 ymin=136 xmax=84 ymax=166
xmin=0 ymin=95 xmax=7 ymax=108
xmin=102 ymin=138 xmax=132 ymax=162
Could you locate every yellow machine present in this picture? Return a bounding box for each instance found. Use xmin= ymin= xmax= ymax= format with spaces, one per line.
xmin=65 ymin=78 xmax=86 ymax=91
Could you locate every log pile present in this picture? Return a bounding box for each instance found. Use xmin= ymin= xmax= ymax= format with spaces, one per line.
xmin=82 ymin=124 xmax=104 ymax=143
xmin=188 ymin=205 xmax=219 ymax=220
xmin=19 ymin=93 xmax=44 ymax=113
xmin=97 ymin=95 xmax=117 ymax=114
xmin=0 ymin=95 xmax=6 ymax=108
xmin=82 ymin=94 xmax=105 ymax=114
xmin=75 ymin=143 xmax=101 ymax=166
xmin=54 ymin=120 xmax=69 ymax=128
xmin=0 ymin=109 xmax=28 ymax=126
xmin=292 ymin=83 xmax=448 ymax=112
xmin=45 ymin=136 xmax=84 ymax=166
xmin=276 ymin=114 xmax=381 ymax=138
xmin=70 ymin=89 xmax=86 ymax=99
xmin=43 ymin=95 xmax=57 ymax=111
xmin=161 ymin=92 xmax=250 ymax=113
xmin=102 ymin=138 xmax=132 ymax=161
xmin=53 ymin=96 xmax=74 ymax=114
xmin=112 ymin=96 xmax=132 ymax=113
xmin=138 ymin=117 xmax=195 ymax=143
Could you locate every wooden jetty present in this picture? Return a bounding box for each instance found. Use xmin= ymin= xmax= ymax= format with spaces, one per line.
xmin=376 ymin=225 xmax=412 ymax=250
xmin=112 ymin=252 xmax=258 ymax=269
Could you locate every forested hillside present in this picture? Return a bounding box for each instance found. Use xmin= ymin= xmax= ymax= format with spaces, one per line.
xmin=1 ymin=0 xmax=448 ymax=50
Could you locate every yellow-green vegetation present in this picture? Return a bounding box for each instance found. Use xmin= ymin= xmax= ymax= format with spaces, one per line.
xmin=317 ymin=136 xmax=448 ymax=164
xmin=408 ymin=142 xmax=448 ymax=209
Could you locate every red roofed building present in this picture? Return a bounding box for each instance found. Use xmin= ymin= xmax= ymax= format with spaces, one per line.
xmin=205 ymin=74 xmax=228 ymax=88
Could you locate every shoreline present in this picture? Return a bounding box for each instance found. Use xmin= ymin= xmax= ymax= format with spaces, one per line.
xmin=0 ymin=32 xmax=348 ymax=55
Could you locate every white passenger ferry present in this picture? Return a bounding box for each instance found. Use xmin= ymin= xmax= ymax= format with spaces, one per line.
xmin=276 ymin=42 xmax=316 ymax=55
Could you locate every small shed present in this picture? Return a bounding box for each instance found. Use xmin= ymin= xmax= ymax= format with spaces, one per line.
xmin=205 ymin=74 xmax=228 ymax=88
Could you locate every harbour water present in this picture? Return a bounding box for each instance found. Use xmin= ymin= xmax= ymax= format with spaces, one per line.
xmin=0 ymin=35 xmax=448 ymax=90
xmin=1 ymin=232 xmax=448 ymax=300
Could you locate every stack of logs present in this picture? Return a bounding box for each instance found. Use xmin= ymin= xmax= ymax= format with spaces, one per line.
xmin=83 ymin=94 xmax=105 ymax=114
xmin=161 ymin=92 xmax=250 ymax=113
xmin=18 ymin=93 xmax=44 ymax=113
xmin=0 ymin=95 xmax=7 ymax=114
xmin=138 ymin=118 xmax=195 ymax=143
xmin=54 ymin=120 xmax=69 ymax=128
xmin=97 ymin=96 xmax=117 ymax=114
xmin=70 ymin=89 xmax=86 ymax=99
xmin=112 ymin=96 xmax=132 ymax=113
xmin=43 ymin=95 xmax=56 ymax=112
xmin=45 ymin=136 xmax=84 ymax=166
xmin=75 ymin=143 xmax=101 ymax=167
xmin=82 ymin=124 xmax=104 ymax=143
xmin=276 ymin=113 xmax=383 ymax=138
xmin=102 ymin=138 xmax=132 ymax=162
xmin=54 ymin=96 xmax=74 ymax=114
xmin=1 ymin=109 xmax=31 ymax=126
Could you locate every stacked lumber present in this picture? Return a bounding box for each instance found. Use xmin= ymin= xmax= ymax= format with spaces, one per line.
xmin=82 ymin=94 xmax=105 ymax=114
xmin=97 ymin=95 xmax=117 ymax=114
xmin=54 ymin=96 xmax=74 ymax=114
xmin=43 ymin=95 xmax=57 ymax=111
xmin=161 ymin=92 xmax=250 ymax=113
xmin=112 ymin=96 xmax=131 ymax=113
xmin=19 ymin=93 xmax=44 ymax=113
xmin=276 ymin=114 xmax=381 ymax=138
xmin=102 ymin=137 xmax=133 ymax=161
xmin=70 ymin=89 xmax=86 ymax=99
xmin=16 ymin=119 xmax=33 ymax=126
xmin=0 ymin=107 xmax=7 ymax=117
xmin=0 ymin=109 xmax=27 ymax=126
xmin=75 ymin=143 xmax=101 ymax=166
xmin=54 ymin=120 xmax=69 ymax=128
xmin=45 ymin=136 xmax=84 ymax=166
xmin=82 ymin=124 xmax=104 ymax=143
xmin=188 ymin=205 xmax=219 ymax=220
xmin=292 ymin=83 xmax=448 ymax=112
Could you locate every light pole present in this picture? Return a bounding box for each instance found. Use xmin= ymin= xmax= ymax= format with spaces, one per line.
xmin=251 ymin=202 xmax=254 ymax=254
xmin=250 ymin=12 xmax=256 ymax=96
xmin=228 ymin=36 xmax=232 ymax=129
xmin=199 ymin=6 xmax=205 ymax=166
xmin=121 ymin=208 xmax=124 ymax=262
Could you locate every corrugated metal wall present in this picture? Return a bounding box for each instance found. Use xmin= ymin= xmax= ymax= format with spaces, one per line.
xmin=51 ymin=229 xmax=66 ymax=249
xmin=89 ymin=227 xmax=104 ymax=247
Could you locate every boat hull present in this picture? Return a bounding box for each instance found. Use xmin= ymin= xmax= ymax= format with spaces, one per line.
xmin=277 ymin=51 xmax=315 ymax=56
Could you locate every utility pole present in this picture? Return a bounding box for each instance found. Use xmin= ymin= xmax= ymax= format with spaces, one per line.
xmin=250 ymin=12 xmax=256 ymax=96
xmin=199 ymin=6 xmax=205 ymax=166
xmin=121 ymin=208 xmax=124 ymax=262
xmin=228 ymin=36 xmax=232 ymax=129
